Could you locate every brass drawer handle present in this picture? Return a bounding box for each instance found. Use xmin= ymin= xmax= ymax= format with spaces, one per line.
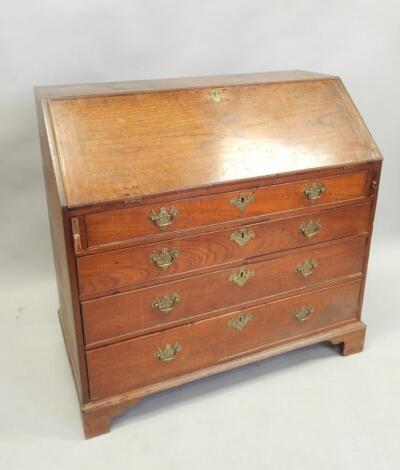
xmin=152 ymin=293 xmax=181 ymax=314
xmin=293 ymin=305 xmax=313 ymax=322
xmin=231 ymin=228 xmax=256 ymax=247
xmin=295 ymin=259 xmax=318 ymax=278
xmin=229 ymin=313 xmax=253 ymax=331
xmin=154 ymin=343 xmax=182 ymax=362
xmin=150 ymin=247 xmax=179 ymax=270
xmin=149 ymin=207 xmax=179 ymax=229
xmin=303 ymin=183 xmax=326 ymax=200
xmin=299 ymin=219 xmax=322 ymax=238
xmin=229 ymin=266 xmax=255 ymax=287
xmin=229 ymin=192 xmax=255 ymax=212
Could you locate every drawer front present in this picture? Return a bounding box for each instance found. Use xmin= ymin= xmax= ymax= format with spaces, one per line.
xmin=84 ymin=170 xmax=370 ymax=248
xmin=87 ymin=280 xmax=362 ymax=400
xmin=82 ymin=236 xmax=366 ymax=347
xmin=78 ymin=203 xmax=370 ymax=296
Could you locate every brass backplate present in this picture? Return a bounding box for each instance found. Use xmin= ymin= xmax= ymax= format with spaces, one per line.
xmin=229 ymin=266 xmax=255 ymax=287
xmin=293 ymin=305 xmax=313 ymax=322
xmin=295 ymin=259 xmax=318 ymax=277
xmin=228 ymin=313 xmax=253 ymax=332
xmin=229 ymin=192 xmax=255 ymax=212
xmin=154 ymin=343 xmax=182 ymax=362
xmin=152 ymin=293 xmax=181 ymax=314
xmin=303 ymin=183 xmax=326 ymax=200
xmin=149 ymin=207 xmax=179 ymax=229
xmin=299 ymin=219 xmax=322 ymax=238
xmin=150 ymin=247 xmax=179 ymax=270
xmin=231 ymin=228 xmax=256 ymax=247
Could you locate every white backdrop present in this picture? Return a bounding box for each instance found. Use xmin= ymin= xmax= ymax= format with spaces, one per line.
xmin=0 ymin=0 xmax=399 ymax=286
xmin=1 ymin=1 xmax=399 ymax=469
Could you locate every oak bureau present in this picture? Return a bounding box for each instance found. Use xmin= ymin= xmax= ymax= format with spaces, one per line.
xmin=35 ymin=71 xmax=382 ymax=438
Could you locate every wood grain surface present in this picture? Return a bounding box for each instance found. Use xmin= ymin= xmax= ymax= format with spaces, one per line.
xmin=35 ymin=71 xmax=382 ymax=438
xmin=82 ymin=236 xmax=366 ymax=346
xmin=47 ymin=77 xmax=381 ymax=207
xmin=84 ymin=170 xmax=370 ymax=247
xmin=82 ymin=320 xmax=366 ymax=438
xmin=36 ymin=70 xmax=331 ymax=99
xmin=86 ymin=280 xmax=362 ymax=400
xmin=78 ymin=203 xmax=370 ymax=297
xmin=35 ymin=96 xmax=90 ymax=402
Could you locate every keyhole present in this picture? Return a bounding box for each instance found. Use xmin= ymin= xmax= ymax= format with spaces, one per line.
xmin=240 ymin=196 xmax=245 ymax=203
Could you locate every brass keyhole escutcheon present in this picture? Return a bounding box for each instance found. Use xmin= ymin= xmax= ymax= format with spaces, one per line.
xmin=229 ymin=266 xmax=255 ymax=287
xmin=208 ymin=89 xmax=223 ymax=102
xmin=229 ymin=192 xmax=255 ymax=213
xmin=229 ymin=313 xmax=253 ymax=332
xmin=231 ymin=228 xmax=256 ymax=247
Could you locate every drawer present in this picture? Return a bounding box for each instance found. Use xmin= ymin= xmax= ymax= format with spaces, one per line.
xmin=87 ymin=279 xmax=362 ymax=400
xmin=82 ymin=236 xmax=366 ymax=347
xmin=84 ymin=170 xmax=371 ymax=248
xmin=78 ymin=203 xmax=370 ymax=296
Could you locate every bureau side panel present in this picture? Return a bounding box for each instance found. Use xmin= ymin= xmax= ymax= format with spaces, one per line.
xmin=35 ymin=94 xmax=89 ymax=403
xmin=356 ymin=161 xmax=382 ymax=319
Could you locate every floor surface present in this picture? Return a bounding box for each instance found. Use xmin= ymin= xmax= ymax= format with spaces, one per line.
xmin=1 ymin=241 xmax=399 ymax=470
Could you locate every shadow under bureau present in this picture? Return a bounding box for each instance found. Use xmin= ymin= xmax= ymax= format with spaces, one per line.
xmin=35 ymin=70 xmax=382 ymax=438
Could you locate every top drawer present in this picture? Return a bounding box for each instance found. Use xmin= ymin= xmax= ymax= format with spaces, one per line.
xmin=84 ymin=171 xmax=370 ymax=248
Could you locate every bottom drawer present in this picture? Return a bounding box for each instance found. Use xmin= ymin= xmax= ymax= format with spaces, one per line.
xmin=87 ymin=280 xmax=362 ymax=400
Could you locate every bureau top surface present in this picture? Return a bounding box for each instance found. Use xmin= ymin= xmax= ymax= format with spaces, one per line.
xmin=38 ymin=70 xmax=381 ymax=208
